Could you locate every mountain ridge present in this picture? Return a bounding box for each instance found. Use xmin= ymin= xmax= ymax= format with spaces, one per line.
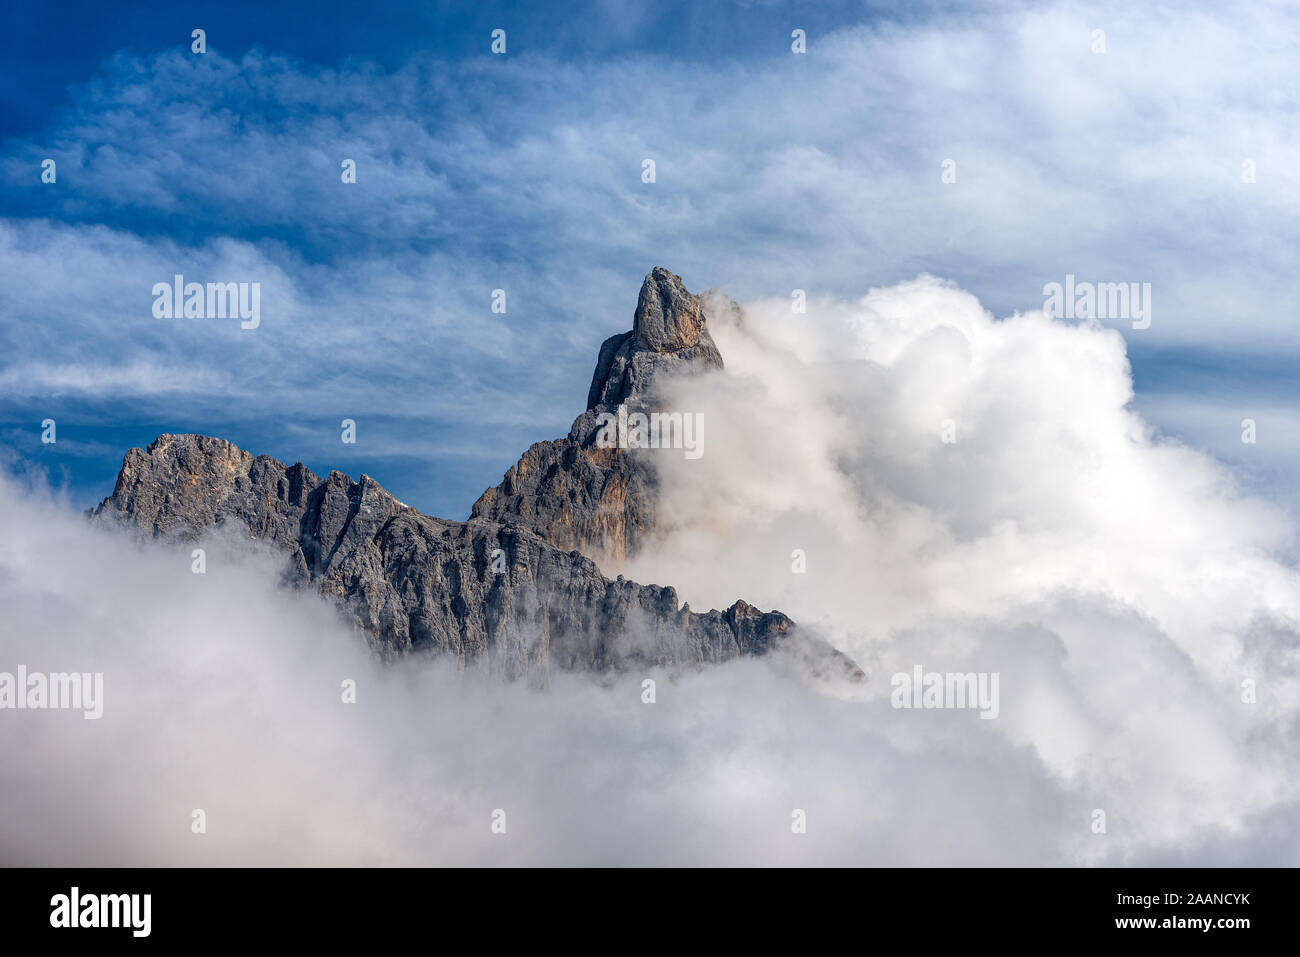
xmin=91 ymin=268 xmax=862 ymax=682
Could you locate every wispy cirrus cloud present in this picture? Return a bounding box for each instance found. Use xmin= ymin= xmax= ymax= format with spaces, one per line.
xmin=1 ymin=0 xmax=1296 ymax=516
xmin=0 ymin=361 xmax=231 ymax=398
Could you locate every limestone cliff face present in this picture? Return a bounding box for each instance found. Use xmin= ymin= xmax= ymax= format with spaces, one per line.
xmin=91 ymin=268 xmax=862 ymax=682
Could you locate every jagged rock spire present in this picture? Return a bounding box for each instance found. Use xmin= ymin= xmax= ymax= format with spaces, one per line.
xmin=634 ymin=266 xmax=708 ymax=352
xmin=586 ymin=267 xmax=723 ymax=412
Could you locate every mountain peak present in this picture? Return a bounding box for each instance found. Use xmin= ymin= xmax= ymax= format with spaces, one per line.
xmin=91 ymin=267 xmax=861 ymax=683
xmin=586 ymin=266 xmax=723 ymax=412
xmin=634 ymin=266 xmax=707 ymax=353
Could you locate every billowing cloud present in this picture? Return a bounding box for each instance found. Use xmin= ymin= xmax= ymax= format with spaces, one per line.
xmin=622 ymin=276 xmax=1300 ymax=860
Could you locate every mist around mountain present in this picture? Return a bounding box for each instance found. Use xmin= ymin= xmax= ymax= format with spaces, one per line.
xmin=3 ymin=267 xmax=1298 ymax=866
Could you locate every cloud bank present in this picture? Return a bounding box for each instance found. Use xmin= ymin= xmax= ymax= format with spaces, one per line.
xmin=2 ymin=275 xmax=1297 ymax=865
xmin=624 ymin=276 xmax=1300 ymax=861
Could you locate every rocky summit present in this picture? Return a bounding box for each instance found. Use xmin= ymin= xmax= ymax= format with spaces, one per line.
xmin=92 ymin=268 xmax=861 ymax=682
xmin=472 ymin=266 xmax=725 ymax=563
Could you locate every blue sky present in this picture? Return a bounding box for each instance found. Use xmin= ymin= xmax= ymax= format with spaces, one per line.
xmin=2 ymin=0 xmax=1297 ymax=519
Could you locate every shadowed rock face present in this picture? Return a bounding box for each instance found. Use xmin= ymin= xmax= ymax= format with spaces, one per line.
xmin=92 ymin=268 xmax=862 ymax=682
xmin=93 ymin=435 xmax=812 ymax=679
